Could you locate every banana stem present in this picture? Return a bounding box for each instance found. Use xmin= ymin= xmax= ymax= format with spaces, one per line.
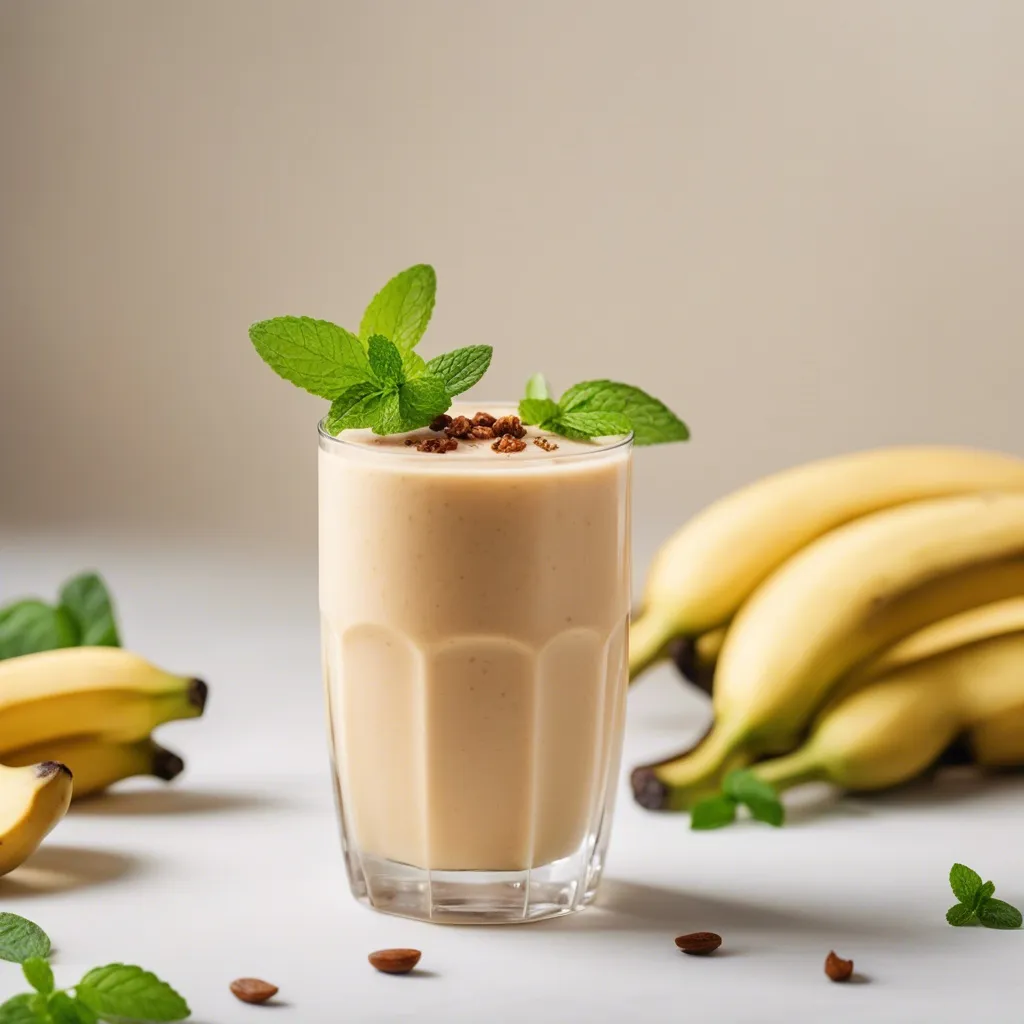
xmin=752 ymin=748 xmax=827 ymax=793
xmin=629 ymin=608 xmax=683 ymax=681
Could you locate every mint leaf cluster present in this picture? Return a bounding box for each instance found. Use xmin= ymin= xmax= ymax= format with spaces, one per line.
xmin=946 ymin=863 xmax=1022 ymax=929
xmin=690 ymin=770 xmax=785 ymax=830
xmin=518 ymin=374 xmax=688 ymax=446
xmin=0 ymin=913 xmax=189 ymax=1024
xmin=0 ymin=574 xmax=120 ymax=662
xmin=249 ymin=265 xmax=492 ymax=437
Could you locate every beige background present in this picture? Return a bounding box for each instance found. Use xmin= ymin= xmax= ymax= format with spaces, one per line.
xmin=2 ymin=0 xmax=1023 ymax=556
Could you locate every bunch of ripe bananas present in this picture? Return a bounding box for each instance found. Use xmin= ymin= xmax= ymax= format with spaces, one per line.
xmin=0 ymin=648 xmax=206 ymax=875
xmin=629 ymin=446 xmax=1024 ymax=814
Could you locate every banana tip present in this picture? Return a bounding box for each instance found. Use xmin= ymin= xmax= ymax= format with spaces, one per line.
xmin=36 ymin=760 xmax=73 ymax=781
xmin=631 ymin=765 xmax=669 ymax=811
xmin=153 ymin=748 xmax=186 ymax=782
xmin=188 ymin=678 xmax=209 ymax=713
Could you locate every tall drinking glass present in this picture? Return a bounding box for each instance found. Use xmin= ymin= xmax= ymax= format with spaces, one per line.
xmin=319 ymin=404 xmax=632 ymax=923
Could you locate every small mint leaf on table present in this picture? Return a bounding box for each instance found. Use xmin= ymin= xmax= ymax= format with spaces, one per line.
xmin=397 ymin=373 xmax=450 ymax=431
xmin=0 ymin=602 xmax=79 ymax=661
xmin=976 ymin=880 xmax=996 ymax=907
xmin=525 ymin=372 xmax=550 ymax=400
xmin=0 ymin=912 xmax=52 ymax=964
xmin=367 ymin=335 xmax=405 ymax=387
xmin=690 ymin=795 xmax=737 ymax=830
xmin=949 ymin=863 xmax=983 ymax=905
xmin=946 ymin=902 xmax=976 ymax=926
xmin=977 ymin=898 xmax=1023 ymax=930
xmin=21 ymin=958 xmax=53 ymax=995
xmin=519 ymin=398 xmax=560 ymax=425
xmin=46 ymin=992 xmax=95 ymax=1024
xmin=0 ymin=993 xmax=46 ymax=1024
xmin=76 ymin=964 xmax=190 ymax=1023
xmin=359 ymin=264 xmax=436 ymax=353
xmin=558 ymin=380 xmax=689 ymax=446
xmin=58 ymin=572 xmax=120 ymax=647
xmin=555 ymin=411 xmax=632 ymax=438
xmin=724 ymin=770 xmax=785 ymax=827
xmin=249 ymin=317 xmax=370 ymax=399
xmin=426 ymin=346 xmax=493 ymax=397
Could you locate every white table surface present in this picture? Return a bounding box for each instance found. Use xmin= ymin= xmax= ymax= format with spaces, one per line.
xmin=0 ymin=532 xmax=1021 ymax=1023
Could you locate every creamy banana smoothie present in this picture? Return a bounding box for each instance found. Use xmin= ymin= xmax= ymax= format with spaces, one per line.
xmin=249 ymin=262 xmax=688 ymax=922
xmin=319 ymin=406 xmax=632 ymax=922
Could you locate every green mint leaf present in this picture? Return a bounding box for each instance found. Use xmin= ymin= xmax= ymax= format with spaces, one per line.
xmin=21 ymin=959 xmax=53 ymax=995
xmin=976 ymin=881 xmax=996 ymax=908
xmin=554 ymin=411 xmax=632 ymax=438
xmin=76 ymin=964 xmax=190 ymax=1023
xmin=946 ymin=902 xmax=976 ymax=926
xmin=359 ymin=264 xmax=436 ymax=353
xmin=47 ymin=993 xmax=96 ymax=1024
xmin=524 ymin=372 xmax=550 ymax=401
xmin=977 ymin=898 xmax=1023 ymax=929
xmin=0 ymin=994 xmax=47 ymax=1024
xmin=0 ymin=602 xmax=79 ymax=661
xmin=58 ymin=573 xmax=120 ymax=648
xmin=370 ymin=390 xmax=403 ymax=436
xmin=519 ymin=398 xmax=560 ymax=425
xmin=540 ymin=417 xmax=589 ymax=441
xmin=558 ymin=380 xmax=689 ymax=446
xmin=249 ymin=317 xmax=370 ymax=400
xmin=724 ymin=770 xmax=785 ymax=827
xmin=324 ymin=383 xmax=383 ymax=434
xmin=690 ymin=795 xmax=737 ymax=830
xmin=0 ymin=913 xmax=52 ymax=963
xmin=426 ymin=345 xmax=493 ymax=397
xmin=397 ymin=373 xmax=450 ymax=431
xmin=367 ymin=335 xmax=405 ymax=387
xmin=950 ymin=863 xmax=983 ymax=905
xmin=402 ymin=349 xmax=428 ymax=379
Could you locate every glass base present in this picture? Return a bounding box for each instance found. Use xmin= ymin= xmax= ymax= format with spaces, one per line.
xmin=346 ymin=851 xmax=603 ymax=925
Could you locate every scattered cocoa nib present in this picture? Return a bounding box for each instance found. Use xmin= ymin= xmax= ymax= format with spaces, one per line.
xmin=415 ymin=437 xmax=459 ymax=453
xmin=492 ymin=415 xmax=526 ymax=439
xmin=230 ymin=978 xmax=279 ymax=1004
xmin=404 ymin=438 xmax=417 ymax=446
xmin=533 ymin=436 xmax=559 ymax=452
xmin=674 ymin=932 xmax=722 ymax=956
xmin=492 ymin=434 xmax=527 ymax=454
xmin=472 ymin=411 xmax=496 ymax=427
xmin=368 ymin=948 xmax=422 ymax=975
xmin=445 ymin=415 xmax=474 ymax=438
xmin=429 ymin=414 xmax=452 ymax=432
xmin=470 ymin=425 xmax=495 ymax=440
xmin=824 ymin=951 xmax=854 ymax=982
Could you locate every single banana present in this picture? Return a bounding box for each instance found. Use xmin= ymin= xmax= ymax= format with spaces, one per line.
xmin=0 ymin=761 xmax=73 ymax=876
xmin=0 ymin=648 xmax=207 ymax=754
xmin=753 ymin=630 xmax=1024 ymax=793
xmin=630 ymin=446 xmax=1024 ymax=677
xmin=633 ymin=493 xmax=1024 ymax=809
xmin=969 ymin=703 xmax=1024 ymax=766
xmin=2 ymin=736 xmax=185 ymax=800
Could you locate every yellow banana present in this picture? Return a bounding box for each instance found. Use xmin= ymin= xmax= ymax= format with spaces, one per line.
xmin=672 ymin=627 xmax=727 ymax=693
xmin=630 ymin=446 xmax=1024 ymax=677
xmin=2 ymin=736 xmax=185 ymax=800
xmin=0 ymin=760 xmax=73 ymax=876
xmin=970 ymin=704 xmax=1024 ymax=766
xmin=0 ymin=648 xmax=207 ymax=753
xmin=633 ymin=493 xmax=1024 ymax=809
xmin=753 ymin=630 xmax=1024 ymax=793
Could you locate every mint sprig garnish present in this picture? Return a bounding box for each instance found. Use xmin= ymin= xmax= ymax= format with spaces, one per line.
xmin=519 ymin=377 xmax=689 ymax=445
xmin=0 ymin=574 xmax=121 ymax=662
xmin=690 ymin=770 xmax=785 ymax=830
xmin=250 ymin=265 xmax=493 ymax=437
xmin=0 ymin=913 xmax=189 ymax=1024
xmin=946 ymin=863 xmax=1022 ymax=928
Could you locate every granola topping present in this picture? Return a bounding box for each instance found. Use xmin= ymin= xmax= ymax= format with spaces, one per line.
xmin=415 ymin=436 xmax=459 ymax=454
xmin=445 ymin=415 xmax=474 ymax=439
xmin=470 ymin=425 xmax=495 ymax=440
xmin=429 ymin=414 xmax=452 ymax=432
xmin=492 ymin=434 xmax=528 ymax=454
xmin=534 ymin=437 xmax=559 ymax=452
xmin=472 ymin=412 xmax=496 ymax=427
xmin=492 ymin=415 xmax=526 ymax=439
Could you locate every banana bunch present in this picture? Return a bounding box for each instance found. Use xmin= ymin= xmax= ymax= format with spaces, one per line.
xmin=0 ymin=647 xmax=206 ymax=875
xmin=629 ymin=446 xmax=1024 ymax=813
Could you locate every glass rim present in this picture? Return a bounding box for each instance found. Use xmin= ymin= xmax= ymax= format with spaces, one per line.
xmin=317 ymin=409 xmax=634 ymax=467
